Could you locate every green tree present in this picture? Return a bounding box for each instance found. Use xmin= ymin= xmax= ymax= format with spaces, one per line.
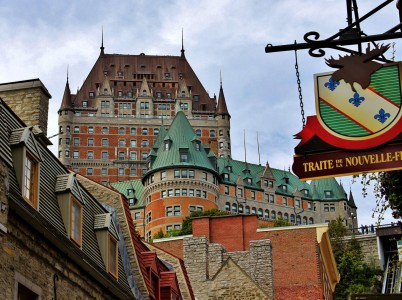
xmin=358 ymin=171 xmax=402 ymax=220
xmin=273 ymin=216 xmax=291 ymax=227
xmin=329 ymin=217 xmax=382 ymax=299
xmin=180 ymin=209 xmax=230 ymax=235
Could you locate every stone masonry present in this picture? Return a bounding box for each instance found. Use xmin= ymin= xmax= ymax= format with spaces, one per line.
xmin=0 ymin=209 xmax=123 ymax=300
xmin=184 ymin=236 xmax=274 ymax=300
xmin=0 ymin=79 xmax=51 ymax=136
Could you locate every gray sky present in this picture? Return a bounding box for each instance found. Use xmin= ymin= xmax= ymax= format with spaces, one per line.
xmin=0 ymin=0 xmax=400 ymax=226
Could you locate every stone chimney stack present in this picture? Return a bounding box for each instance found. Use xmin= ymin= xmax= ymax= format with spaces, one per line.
xmin=0 ymin=79 xmax=52 ymax=136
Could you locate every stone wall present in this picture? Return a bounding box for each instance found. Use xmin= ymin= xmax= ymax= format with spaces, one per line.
xmin=184 ymin=236 xmax=273 ymax=299
xmin=344 ymin=233 xmax=380 ymax=268
xmin=0 ymin=79 xmax=51 ymax=136
xmin=0 ymin=212 xmax=123 ymax=300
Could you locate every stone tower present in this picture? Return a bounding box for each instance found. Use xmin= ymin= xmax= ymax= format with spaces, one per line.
xmin=215 ymin=81 xmax=231 ymax=158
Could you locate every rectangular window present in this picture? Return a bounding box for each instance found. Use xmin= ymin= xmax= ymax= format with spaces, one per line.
xmin=168 ymin=189 xmax=173 ymax=197
xmin=202 ymin=191 xmax=207 ymax=199
xmin=282 ymin=197 xmax=288 ymax=206
xmin=87 ymin=168 xmax=93 ymax=175
xmin=102 ymin=127 xmax=108 ymax=134
xmin=161 ymin=190 xmax=167 ymax=198
xmin=102 ymin=138 xmax=108 ymax=146
xmin=118 ymin=152 xmax=125 ymax=160
xmin=70 ymin=198 xmax=82 ymax=246
xmin=175 ymin=189 xmax=180 ymax=196
xmin=180 ymin=151 xmax=189 ymax=162
xmin=101 ymin=168 xmax=107 ymax=176
xmin=189 ymin=170 xmax=195 ymax=178
xmin=130 ymin=152 xmax=137 ymax=160
xmin=23 ymin=154 xmax=38 ymax=207
xmin=73 ymin=138 xmax=79 ymax=146
xmin=161 ymin=171 xmax=166 ymax=180
xmin=101 ymin=151 xmax=108 ymax=159
xmin=182 ymin=189 xmax=187 ymax=196
xmin=237 ymin=188 xmax=243 ymax=197
xmin=174 ymin=170 xmax=180 ymax=178
xmin=174 ymin=205 xmax=181 ymax=216
xmin=88 ymin=126 xmax=94 ymax=134
xmin=189 ymin=189 xmax=194 ymax=196
xmin=181 ymin=169 xmax=188 ymax=178
xmin=224 ymin=186 xmax=229 ymax=195
xmin=202 ymin=172 xmax=207 ymax=181
xmin=251 ymin=191 xmax=256 ymax=200
xmin=196 ymin=190 xmax=201 ymax=197
xmin=330 ymin=204 xmax=335 ymax=212
xmin=73 ymin=151 xmax=79 ymax=159
xmin=130 ymin=140 xmax=137 ymax=147
xmin=134 ymin=212 xmax=141 ymax=220
xmin=87 ymin=151 xmax=94 ymax=159
xmin=108 ymin=235 xmax=118 ymax=278
xmin=118 ymin=168 xmax=124 ymax=176
xmin=295 ymin=199 xmax=301 ymax=208
xmin=88 ymin=138 xmax=94 ymax=146
xmin=142 ymin=152 xmax=148 ymax=160
xmin=166 ymin=206 xmax=173 ymax=216
xmin=269 ymin=194 xmax=274 ymax=203
xmin=324 ymin=204 xmax=329 ymax=212
xmin=130 ymin=168 xmax=136 ymax=176
xmin=74 ymin=126 xmax=80 ymax=133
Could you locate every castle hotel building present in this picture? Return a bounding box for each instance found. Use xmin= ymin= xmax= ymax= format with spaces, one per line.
xmin=56 ymin=41 xmax=358 ymax=240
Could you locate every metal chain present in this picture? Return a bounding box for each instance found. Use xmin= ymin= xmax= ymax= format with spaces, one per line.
xmin=294 ymin=49 xmax=306 ymax=128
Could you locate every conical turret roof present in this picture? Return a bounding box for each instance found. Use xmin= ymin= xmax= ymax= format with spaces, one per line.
xmin=145 ymin=111 xmax=217 ymax=174
xmin=58 ymin=78 xmax=74 ymax=113
xmin=216 ymin=83 xmax=230 ymax=117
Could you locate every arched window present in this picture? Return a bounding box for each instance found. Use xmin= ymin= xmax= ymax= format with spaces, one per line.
xmin=290 ymin=214 xmax=295 ymax=223
xmin=264 ymin=209 xmax=269 ymax=219
xmin=284 ymin=213 xmax=289 ymax=221
xmin=238 ymin=204 xmax=244 ymax=214
xmin=245 ymin=206 xmax=250 ymax=214
xmin=309 ymin=217 xmax=314 ymax=224
xmin=258 ymin=208 xmax=263 ymax=218
xmin=277 ymin=211 xmax=282 ymax=219
xmin=251 ymin=207 xmax=256 ymax=214
xmin=296 ymin=215 xmax=301 ymax=225
xmin=303 ymin=216 xmax=308 ymax=225
xmin=271 ymin=211 xmax=276 ymax=219
xmin=196 ymin=129 xmax=201 ymax=137
xmin=232 ymin=203 xmax=237 ymax=213
xmin=225 ymin=202 xmax=230 ymax=211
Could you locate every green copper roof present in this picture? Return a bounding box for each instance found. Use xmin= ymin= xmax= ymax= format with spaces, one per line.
xmin=310 ymin=178 xmax=348 ymax=201
xmin=348 ymin=189 xmax=357 ymax=208
xmin=146 ymin=111 xmax=217 ymax=174
xmin=111 ymin=180 xmax=145 ymax=207
xmin=153 ymin=125 xmax=168 ymax=149
xmin=217 ymin=158 xmax=311 ymax=196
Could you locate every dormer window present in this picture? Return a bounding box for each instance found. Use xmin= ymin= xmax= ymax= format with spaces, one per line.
xmin=156 ymin=92 xmax=162 ymax=98
xmin=23 ymin=153 xmax=39 ymax=208
xmin=117 ymin=70 xmax=123 ymax=76
xmin=246 ymin=178 xmax=252 ymax=185
xmin=142 ymin=90 xmax=147 ymax=96
xmin=71 ymin=197 xmax=82 ymax=246
xmin=180 ymin=150 xmax=189 ymax=162
xmin=282 ymin=185 xmax=287 ymax=192
xmin=325 ymin=191 xmax=332 ymax=198
xmin=223 ymin=173 xmax=229 ymax=180
xmin=108 ymin=235 xmax=118 ymax=278
xmin=165 ymin=72 xmax=170 ymax=78
xmin=304 ymin=190 xmax=309 ymax=196
xmin=226 ymin=166 xmax=232 ymax=172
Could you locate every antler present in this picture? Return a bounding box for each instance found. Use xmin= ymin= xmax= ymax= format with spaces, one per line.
xmin=361 ymin=43 xmax=390 ymax=62
xmin=325 ymin=54 xmax=347 ymax=68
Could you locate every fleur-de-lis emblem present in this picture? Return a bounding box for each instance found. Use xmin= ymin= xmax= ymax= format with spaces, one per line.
xmin=349 ymin=92 xmax=365 ymax=107
xmin=374 ymin=108 xmax=391 ymax=124
xmin=324 ymin=77 xmax=340 ymax=91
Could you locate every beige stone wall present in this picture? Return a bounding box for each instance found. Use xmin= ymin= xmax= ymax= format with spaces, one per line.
xmin=0 ymin=83 xmax=50 ymax=135
xmin=344 ymin=234 xmax=380 ymax=268
xmin=184 ymin=236 xmax=273 ymax=300
xmin=0 ymin=213 xmax=123 ymax=300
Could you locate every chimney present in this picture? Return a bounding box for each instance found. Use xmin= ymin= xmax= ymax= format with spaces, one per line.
xmin=0 ymin=79 xmax=52 ymax=136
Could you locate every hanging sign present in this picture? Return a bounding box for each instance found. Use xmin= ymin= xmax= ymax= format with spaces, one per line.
xmin=292 ymin=45 xmax=402 ymax=180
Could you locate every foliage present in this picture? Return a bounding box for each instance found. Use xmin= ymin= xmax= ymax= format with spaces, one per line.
xmin=357 ymin=171 xmax=402 ymax=220
xmin=181 ymin=209 xmax=230 ymax=235
xmin=273 ymin=216 xmax=291 ymax=227
xmin=329 ymin=217 xmax=382 ymax=299
xmin=152 ymin=229 xmax=164 ymax=240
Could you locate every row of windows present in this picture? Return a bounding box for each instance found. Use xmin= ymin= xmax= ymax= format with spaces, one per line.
xmin=61 ymin=150 xmax=149 ymax=161
xmin=71 ymin=167 xmax=146 ymax=177
xmin=224 ymin=202 xmax=314 ymax=224
xmin=161 ymin=188 xmax=208 ymax=199
xmin=60 ymin=138 xmax=149 ymax=148
xmin=324 ymin=204 xmax=336 ymax=212
xmin=60 ymin=125 xmax=160 ymax=135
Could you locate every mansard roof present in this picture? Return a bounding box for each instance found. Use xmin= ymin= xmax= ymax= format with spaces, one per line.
xmin=310 ymin=178 xmax=348 ymax=201
xmin=0 ymin=98 xmax=134 ymax=299
xmin=61 ymin=50 xmax=216 ymax=113
xmin=145 ymin=111 xmax=217 ymax=175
